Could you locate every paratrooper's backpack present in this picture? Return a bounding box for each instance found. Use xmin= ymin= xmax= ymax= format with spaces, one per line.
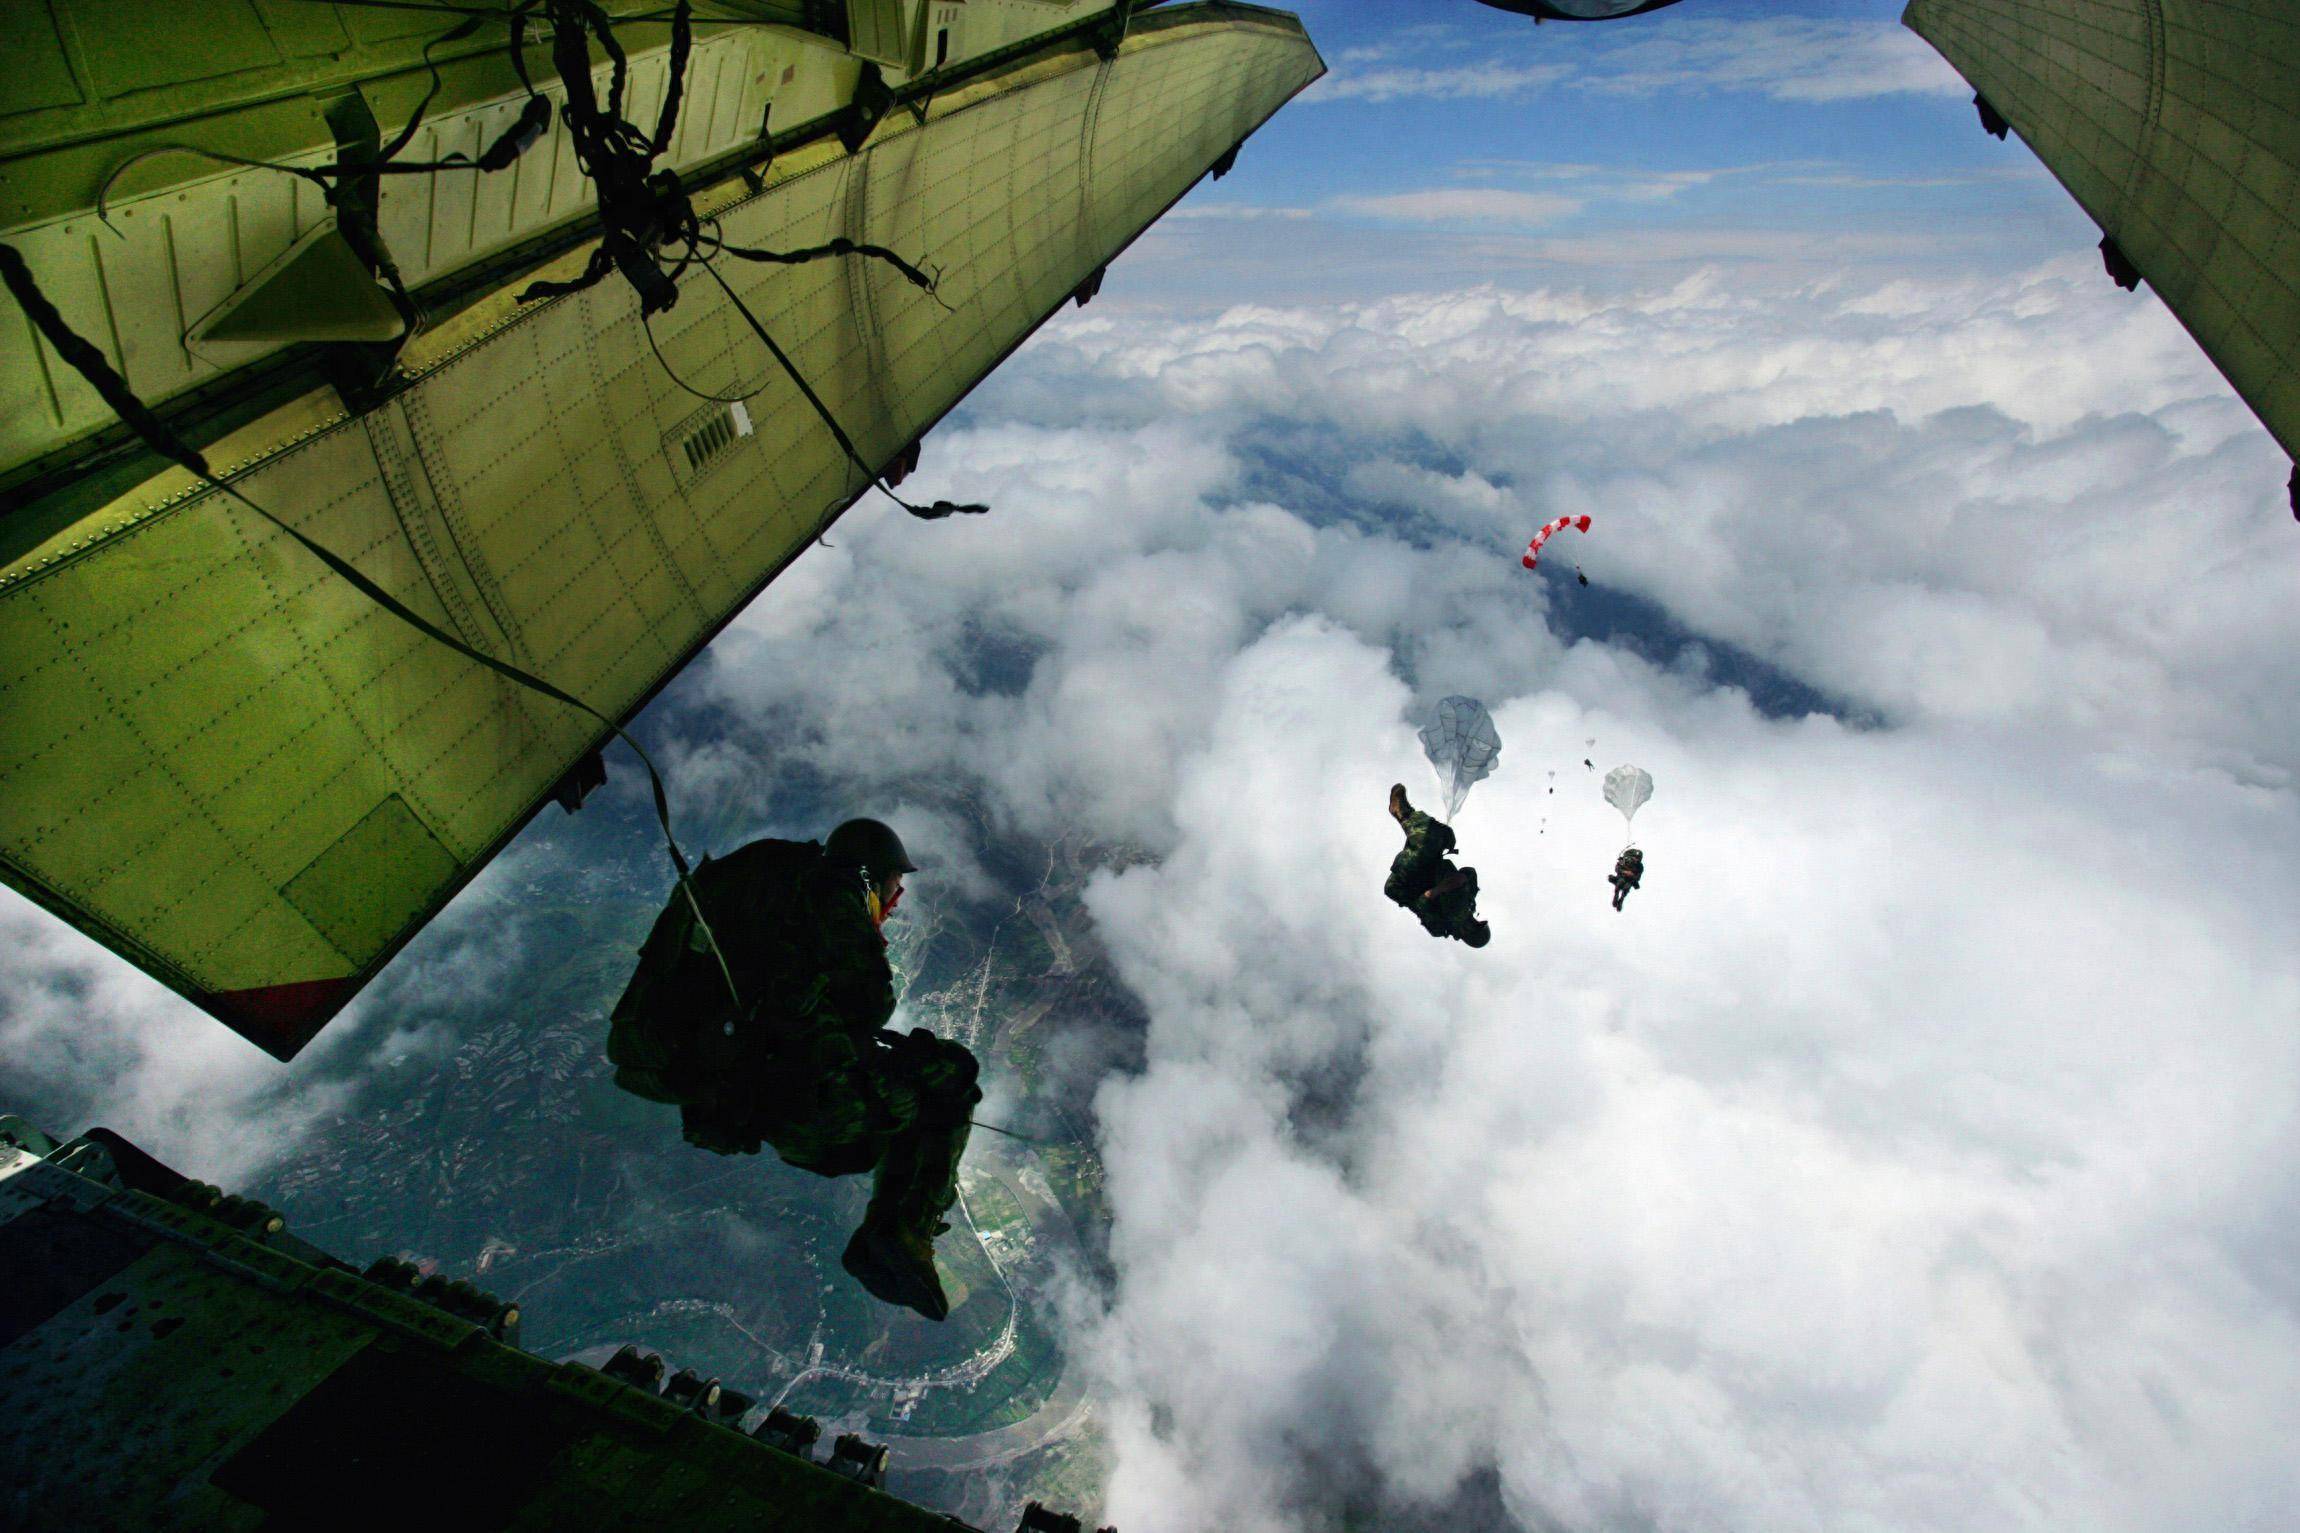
xmin=606 ymin=839 xmax=829 ymax=1106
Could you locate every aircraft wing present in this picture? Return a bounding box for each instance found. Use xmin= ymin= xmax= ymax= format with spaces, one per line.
xmin=0 ymin=3 xmax=1324 ymax=1058
xmin=1904 ymin=0 xmax=2300 ymax=465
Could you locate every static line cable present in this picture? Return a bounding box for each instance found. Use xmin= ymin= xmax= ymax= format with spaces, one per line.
xmin=508 ymin=0 xmax=697 ymax=314
xmin=641 ymin=230 xmax=949 ymax=405
xmin=701 ymin=228 xmax=949 ymax=311
xmin=968 ymin=1119 xmax=1051 ymax=1145
xmin=379 ymin=13 xmax=489 ymax=163
xmin=99 ymin=2 xmax=549 ymax=237
xmin=699 ymin=256 xmax=987 ymax=521
xmin=0 ymin=241 xmax=743 ymax=1013
xmin=643 ymin=312 xmax=758 ymax=404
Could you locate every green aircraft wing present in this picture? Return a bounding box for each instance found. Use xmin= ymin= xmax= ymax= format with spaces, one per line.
xmin=0 ymin=4 xmax=1324 ymax=1058
xmin=1905 ymin=0 xmax=2300 ymax=467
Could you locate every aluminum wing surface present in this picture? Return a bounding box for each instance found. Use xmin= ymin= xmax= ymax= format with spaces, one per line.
xmin=0 ymin=11 xmax=799 ymax=487
xmin=1904 ymin=0 xmax=2300 ymax=465
xmin=0 ymin=5 xmax=1325 ymax=1059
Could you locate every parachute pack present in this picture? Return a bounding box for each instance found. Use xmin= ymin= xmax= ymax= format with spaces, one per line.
xmin=607 ymin=839 xmax=829 ymax=1106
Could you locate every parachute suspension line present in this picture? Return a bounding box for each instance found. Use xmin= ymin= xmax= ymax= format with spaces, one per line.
xmin=969 ymin=1119 xmax=1050 ymax=1145
xmin=0 ymin=241 xmax=745 ymax=1014
xmin=698 ymin=256 xmax=989 ymax=521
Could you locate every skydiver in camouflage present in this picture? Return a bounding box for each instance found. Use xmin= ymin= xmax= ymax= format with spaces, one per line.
xmin=1610 ymin=846 xmax=1644 ymax=911
xmin=1385 ymin=785 xmax=1491 ymax=947
xmin=608 ymin=819 xmax=980 ymax=1321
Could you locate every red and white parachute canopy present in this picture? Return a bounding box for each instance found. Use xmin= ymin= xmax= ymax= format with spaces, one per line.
xmin=1522 ymin=515 xmax=1592 ymax=570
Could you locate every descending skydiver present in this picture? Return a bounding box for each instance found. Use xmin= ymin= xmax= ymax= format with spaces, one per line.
xmin=1385 ymin=785 xmax=1492 ymax=947
xmin=607 ymin=819 xmax=980 ymax=1321
xmin=1610 ymin=846 xmax=1645 ymax=911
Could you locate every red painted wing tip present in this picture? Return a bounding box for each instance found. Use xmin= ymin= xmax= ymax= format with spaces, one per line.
xmin=200 ymin=978 xmax=356 ymax=1061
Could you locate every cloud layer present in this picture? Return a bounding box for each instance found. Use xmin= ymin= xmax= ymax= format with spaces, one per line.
xmin=652 ymin=249 xmax=2300 ymax=1530
xmin=6 ymin=200 xmax=2297 ymax=1533
xmin=1313 ymin=18 xmax=1965 ymax=106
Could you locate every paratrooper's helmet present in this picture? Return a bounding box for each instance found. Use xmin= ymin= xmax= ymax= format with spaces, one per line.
xmin=825 ymin=818 xmax=919 ymax=883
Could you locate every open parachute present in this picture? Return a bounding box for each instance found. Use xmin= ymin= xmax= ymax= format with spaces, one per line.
xmin=1603 ymin=765 xmax=1654 ymax=844
xmin=1522 ymin=515 xmax=1592 ymax=570
xmin=1419 ymin=697 xmax=1503 ymax=820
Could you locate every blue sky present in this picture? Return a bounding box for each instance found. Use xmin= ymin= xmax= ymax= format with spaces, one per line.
xmin=1124 ymin=0 xmax=2100 ymax=303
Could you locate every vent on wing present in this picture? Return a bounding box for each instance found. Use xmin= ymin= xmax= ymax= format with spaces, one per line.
xmin=667 ymin=401 xmax=752 ymax=485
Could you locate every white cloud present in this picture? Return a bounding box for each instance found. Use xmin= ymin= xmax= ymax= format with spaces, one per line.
xmin=1070 ymin=617 xmax=2300 ymax=1532
xmin=1022 ymin=262 xmax=2296 ymax=763
xmin=1574 ymin=18 xmax=1969 ymax=103
xmin=0 ymin=900 xmax=348 ymax=1185
xmin=688 ymin=256 xmax=2297 ymax=1530
xmin=1168 ymin=204 xmax=1318 ymax=223
xmin=1310 ymin=59 xmax=1573 ymax=104
xmin=1330 ymin=189 xmax=1586 ymax=228
xmin=1309 ymin=19 xmax=1965 ymax=107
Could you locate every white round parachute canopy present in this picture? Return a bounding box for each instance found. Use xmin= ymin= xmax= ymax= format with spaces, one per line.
xmin=1418 ymin=697 xmax=1503 ymax=821
xmin=1603 ymin=764 xmax=1654 ymax=842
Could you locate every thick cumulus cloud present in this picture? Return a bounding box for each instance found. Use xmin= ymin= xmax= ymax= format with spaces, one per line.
xmin=1080 ymin=622 xmax=2300 ymax=1531
xmin=683 ymin=419 xmax=1530 ymax=852
xmin=676 ymin=255 xmax=2300 ymax=1530
xmin=1013 ymin=263 xmax=2300 ymax=773
xmin=616 ymin=245 xmax=2300 ymax=1526
xmin=5 ymin=222 xmax=2297 ymax=1533
xmin=0 ymin=900 xmax=343 ymax=1184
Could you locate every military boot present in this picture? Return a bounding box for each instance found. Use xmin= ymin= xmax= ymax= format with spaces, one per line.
xmin=841 ymin=1218 xmax=949 ymax=1321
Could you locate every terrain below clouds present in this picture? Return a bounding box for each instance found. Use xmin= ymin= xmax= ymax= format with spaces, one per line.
xmin=5 ymin=256 xmax=2298 ymax=1533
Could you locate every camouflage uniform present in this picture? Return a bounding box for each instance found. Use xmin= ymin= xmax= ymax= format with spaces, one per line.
xmin=1385 ymin=809 xmax=1486 ymax=944
xmin=1610 ymin=847 xmax=1644 ymax=911
xmin=608 ymin=840 xmax=979 ymax=1246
